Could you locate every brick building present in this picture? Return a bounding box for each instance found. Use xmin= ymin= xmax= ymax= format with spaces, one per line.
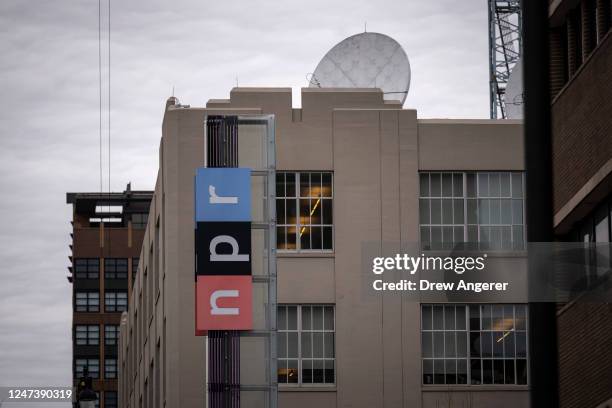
xmin=67 ymin=186 xmax=153 ymax=407
xmin=549 ymin=0 xmax=612 ymax=407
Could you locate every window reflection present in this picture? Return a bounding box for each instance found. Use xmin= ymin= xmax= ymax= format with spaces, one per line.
xmin=419 ymin=172 xmax=525 ymax=250
xmin=278 ymin=305 xmax=335 ymax=386
xmin=422 ymin=304 xmax=528 ymax=385
xmin=277 ymin=172 xmax=333 ymax=251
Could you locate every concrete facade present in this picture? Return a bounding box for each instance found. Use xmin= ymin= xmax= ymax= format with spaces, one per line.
xmin=118 ymin=88 xmax=527 ymax=408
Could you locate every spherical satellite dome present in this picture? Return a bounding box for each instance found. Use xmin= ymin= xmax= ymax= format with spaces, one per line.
xmin=505 ymin=60 xmax=523 ymax=119
xmin=310 ymin=32 xmax=411 ymax=104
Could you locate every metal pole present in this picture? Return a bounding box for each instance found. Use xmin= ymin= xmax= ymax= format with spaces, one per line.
xmin=522 ymin=0 xmax=559 ymax=406
xmin=488 ymin=0 xmax=497 ymax=119
xmin=266 ymin=116 xmax=278 ymax=408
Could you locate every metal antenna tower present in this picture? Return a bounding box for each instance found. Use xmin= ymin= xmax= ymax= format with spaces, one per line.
xmin=488 ymin=0 xmax=522 ymax=119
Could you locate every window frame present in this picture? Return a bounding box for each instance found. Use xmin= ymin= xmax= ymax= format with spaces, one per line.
xmin=75 ymin=291 xmax=100 ymax=312
xmin=104 ymin=324 xmax=119 ymax=346
xmin=419 ymin=172 xmax=526 ymax=251
xmin=74 ymin=258 xmax=99 ymax=279
xmin=104 ymin=358 xmax=117 ymax=379
xmin=104 ymin=291 xmax=128 ymax=313
xmin=277 ymin=304 xmax=336 ymax=387
xmin=276 ymin=172 xmax=334 ymax=253
xmin=104 ymin=258 xmax=128 ymax=280
xmin=75 ymin=358 xmax=100 ymax=379
xmin=421 ymin=304 xmax=529 ymax=386
xmin=75 ymin=324 xmax=100 ymax=346
xmin=104 ymin=391 xmax=118 ymax=408
xmin=569 ymin=194 xmax=612 ymax=287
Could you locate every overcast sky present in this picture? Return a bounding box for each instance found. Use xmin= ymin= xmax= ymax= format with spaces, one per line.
xmin=0 ymin=0 xmax=489 ymax=394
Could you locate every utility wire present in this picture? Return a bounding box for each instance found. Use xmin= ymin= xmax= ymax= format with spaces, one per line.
xmin=108 ymin=0 xmax=111 ymax=198
xmin=98 ymin=0 xmax=102 ymax=194
xmin=107 ymin=0 xmax=112 ymax=254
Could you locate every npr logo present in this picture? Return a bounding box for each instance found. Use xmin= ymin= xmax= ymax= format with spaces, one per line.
xmin=194 ymin=168 xmax=252 ymax=335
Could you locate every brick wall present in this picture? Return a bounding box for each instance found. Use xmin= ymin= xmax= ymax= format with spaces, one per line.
xmin=552 ymin=33 xmax=612 ymax=214
xmin=558 ymin=303 xmax=612 ymax=408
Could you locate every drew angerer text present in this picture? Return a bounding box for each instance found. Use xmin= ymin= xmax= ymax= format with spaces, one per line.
xmin=372 ymin=279 xmax=509 ymax=293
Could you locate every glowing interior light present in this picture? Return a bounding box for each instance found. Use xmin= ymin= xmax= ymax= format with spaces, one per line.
xmin=299 ymin=198 xmax=321 ymax=237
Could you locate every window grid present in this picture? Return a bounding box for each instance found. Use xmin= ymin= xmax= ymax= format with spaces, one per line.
xmin=277 ymin=305 xmax=335 ymax=386
xmin=75 ymin=292 xmax=99 ymax=312
xmin=419 ymin=172 xmax=525 ymax=250
xmin=104 ymin=258 xmax=128 ymax=279
xmin=75 ymin=325 xmax=99 ymax=346
xmin=105 ymin=292 xmax=127 ymax=312
xmin=421 ymin=305 xmax=469 ymax=385
xmin=74 ymin=258 xmax=99 ymax=279
xmin=75 ymin=358 xmax=99 ymax=379
xmin=105 ymin=325 xmax=119 ymax=346
xmin=105 ymin=358 xmax=117 ymax=379
xmin=421 ymin=304 xmax=528 ymax=386
xmin=276 ymin=172 xmax=333 ymax=252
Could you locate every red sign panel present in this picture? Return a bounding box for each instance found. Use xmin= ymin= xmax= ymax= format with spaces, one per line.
xmin=195 ymin=275 xmax=253 ymax=335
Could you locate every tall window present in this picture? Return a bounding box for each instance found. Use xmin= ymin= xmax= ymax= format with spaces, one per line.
xmin=105 ymin=391 xmax=118 ymax=408
xmin=75 ymin=358 xmax=99 ymax=379
xmin=105 ymin=258 xmax=128 ymax=279
xmin=421 ymin=304 xmax=528 ymax=385
xmin=105 ymin=291 xmax=127 ymax=312
xmin=105 ymin=358 xmax=117 ymax=379
xmin=276 ymin=172 xmax=333 ymax=251
xmin=74 ymin=258 xmax=99 ymax=279
xmin=570 ymin=195 xmax=612 ymax=285
xmin=105 ymin=325 xmax=119 ymax=346
xmin=419 ymin=172 xmax=524 ymax=250
xmin=75 ymin=292 xmax=99 ymax=312
xmin=277 ymin=305 xmax=335 ymax=385
xmin=75 ymin=325 xmax=99 ymax=346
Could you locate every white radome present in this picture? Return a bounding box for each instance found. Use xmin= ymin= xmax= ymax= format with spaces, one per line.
xmin=505 ymin=60 xmax=523 ymax=119
xmin=310 ymin=32 xmax=411 ymax=104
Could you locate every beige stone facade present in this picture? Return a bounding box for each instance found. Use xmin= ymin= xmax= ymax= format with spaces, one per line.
xmin=118 ymin=88 xmax=527 ymax=408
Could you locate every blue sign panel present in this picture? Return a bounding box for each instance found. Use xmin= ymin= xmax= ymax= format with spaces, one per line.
xmin=195 ymin=167 xmax=251 ymax=222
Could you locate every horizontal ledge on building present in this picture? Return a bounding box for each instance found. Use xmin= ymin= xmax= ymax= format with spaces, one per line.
xmin=417 ymin=119 xmax=523 ymax=125
xmin=239 ymin=385 xmax=277 ymax=391
xmin=422 ymin=385 xmax=530 ymax=392
xmin=251 ymin=222 xmax=275 ymax=229
xmin=231 ymin=87 xmax=293 ymax=93
xmin=237 ymin=330 xmax=274 ymax=338
xmin=278 ymin=386 xmax=337 ymax=392
xmin=421 ymin=250 xmax=527 ymax=258
xmin=252 ymin=276 xmax=275 ymax=283
xmin=277 ymin=252 xmax=335 ymax=258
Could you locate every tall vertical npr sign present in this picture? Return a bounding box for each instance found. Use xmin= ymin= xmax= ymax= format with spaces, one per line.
xmin=195 ymin=167 xmax=252 ymax=335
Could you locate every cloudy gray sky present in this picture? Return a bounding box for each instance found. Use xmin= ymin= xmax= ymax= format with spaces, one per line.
xmin=0 ymin=0 xmax=489 ymax=393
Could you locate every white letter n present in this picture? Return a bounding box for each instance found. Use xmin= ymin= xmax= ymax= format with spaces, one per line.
xmin=210 ymin=290 xmax=239 ymax=315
